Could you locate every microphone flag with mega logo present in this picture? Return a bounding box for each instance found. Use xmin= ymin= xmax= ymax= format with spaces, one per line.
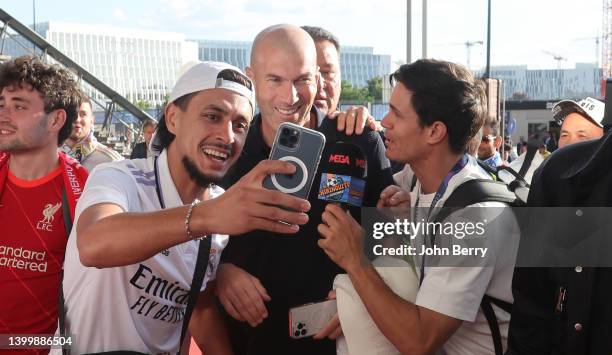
xmin=318 ymin=141 xmax=367 ymax=207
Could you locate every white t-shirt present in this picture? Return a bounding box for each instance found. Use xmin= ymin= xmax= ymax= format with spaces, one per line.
xmin=411 ymin=155 xmax=519 ymax=355
xmin=393 ymin=164 xmax=415 ymax=191
xmin=498 ymin=150 xmax=544 ymax=186
xmin=58 ymin=150 xmax=228 ymax=354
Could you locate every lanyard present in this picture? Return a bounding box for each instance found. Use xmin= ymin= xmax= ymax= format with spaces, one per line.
xmin=415 ymin=154 xmax=469 ymax=222
xmin=153 ymin=156 xmax=165 ymax=209
xmin=415 ymin=154 xmax=469 ymax=285
xmin=152 ymin=155 xmax=211 ymax=355
xmin=154 ymin=155 xmax=208 ymax=242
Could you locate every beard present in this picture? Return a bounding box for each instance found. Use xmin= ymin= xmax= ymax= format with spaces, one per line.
xmin=182 ymin=156 xmax=219 ymax=188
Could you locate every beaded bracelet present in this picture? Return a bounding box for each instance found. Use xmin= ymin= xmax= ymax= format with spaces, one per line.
xmin=185 ymin=199 xmax=201 ymax=241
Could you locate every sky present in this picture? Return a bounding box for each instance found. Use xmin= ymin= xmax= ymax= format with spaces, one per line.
xmin=0 ymin=0 xmax=604 ymax=70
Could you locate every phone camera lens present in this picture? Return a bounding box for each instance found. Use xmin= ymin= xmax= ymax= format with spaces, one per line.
xmin=297 ymin=322 xmax=304 ymax=329
xmin=282 ymin=128 xmax=291 ymax=136
xmin=288 ymin=135 xmax=298 ymax=144
xmin=294 ymin=330 xmax=300 ymax=337
xmin=300 ymin=329 xmax=307 ymax=335
xmin=279 ymin=137 xmax=288 ymax=146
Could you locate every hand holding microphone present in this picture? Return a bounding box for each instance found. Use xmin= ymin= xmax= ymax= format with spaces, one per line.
xmin=317 ymin=142 xmax=369 ymax=272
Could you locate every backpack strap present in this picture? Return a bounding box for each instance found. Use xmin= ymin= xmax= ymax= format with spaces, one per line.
xmin=433 ymin=179 xmax=518 ymax=224
xmin=418 ymin=179 xmax=516 ymax=286
xmin=481 ymin=296 xmax=503 ymax=355
xmin=441 ymin=180 xmax=515 ymax=355
xmin=518 ymin=143 xmax=539 ymax=179
xmin=417 ymin=179 xmax=515 ymax=354
xmin=481 ymin=295 xmax=513 ymax=355
xmin=61 ymin=188 xmax=73 ymax=237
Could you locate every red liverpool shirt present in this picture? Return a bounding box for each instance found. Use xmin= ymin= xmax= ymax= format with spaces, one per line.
xmin=0 ymin=167 xmax=67 ymax=354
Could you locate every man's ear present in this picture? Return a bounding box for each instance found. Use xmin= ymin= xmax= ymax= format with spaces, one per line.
xmin=427 ymin=121 xmax=448 ymax=145
xmin=50 ymin=109 xmax=67 ymax=134
xmin=245 ymin=66 xmax=254 ymax=80
xmin=494 ymin=136 xmax=502 ymax=149
xmin=165 ymin=104 xmax=178 ymax=135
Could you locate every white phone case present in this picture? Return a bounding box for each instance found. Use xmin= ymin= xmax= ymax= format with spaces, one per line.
xmin=289 ymin=299 xmax=338 ymax=339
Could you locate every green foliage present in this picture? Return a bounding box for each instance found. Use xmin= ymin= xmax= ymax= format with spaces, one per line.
xmin=340 ymin=80 xmax=371 ymax=103
xmin=135 ymin=100 xmax=152 ymax=110
xmin=340 ymin=76 xmax=383 ymax=103
xmin=367 ymin=76 xmax=383 ymax=101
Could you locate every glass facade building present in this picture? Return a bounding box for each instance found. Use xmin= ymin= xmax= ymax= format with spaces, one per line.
xmin=4 ymin=21 xmax=198 ymax=107
xmin=194 ymin=39 xmax=392 ymax=88
xmin=474 ymin=63 xmax=602 ymax=100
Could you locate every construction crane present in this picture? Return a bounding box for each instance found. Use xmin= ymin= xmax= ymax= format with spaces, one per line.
xmin=574 ymin=35 xmax=601 ymax=67
xmin=432 ymin=40 xmax=483 ymax=69
xmin=542 ymin=50 xmax=568 ymax=68
xmin=464 ymin=41 xmax=483 ymax=69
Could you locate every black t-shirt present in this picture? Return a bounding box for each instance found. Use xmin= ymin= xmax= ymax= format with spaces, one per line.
xmin=219 ymin=110 xmax=393 ymax=355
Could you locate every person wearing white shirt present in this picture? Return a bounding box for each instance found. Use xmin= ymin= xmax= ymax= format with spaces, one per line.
xmin=58 ymin=61 xmax=311 ymax=354
xmin=317 ymin=59 xmax=520 ymax=355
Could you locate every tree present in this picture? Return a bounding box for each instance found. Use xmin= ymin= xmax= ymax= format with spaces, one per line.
xmin=135 ymin=100 xmax=152 ymax=110
xmin=367 ymin=76 xmax=383 ymax=101
xmin=340 ymin=80 xmax=371 ymax=103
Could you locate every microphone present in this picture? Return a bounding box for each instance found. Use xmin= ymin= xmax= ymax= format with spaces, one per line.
xmin=317 ymin=142 xmax=367 ymax=207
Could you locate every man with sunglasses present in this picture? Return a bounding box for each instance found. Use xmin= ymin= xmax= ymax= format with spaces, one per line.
xmin=478 ymin=121 xmax=503 ymax=169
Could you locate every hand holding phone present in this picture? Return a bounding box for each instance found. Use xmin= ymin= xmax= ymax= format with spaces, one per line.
xmin=263 ymin=122 xmax=326 ymax=199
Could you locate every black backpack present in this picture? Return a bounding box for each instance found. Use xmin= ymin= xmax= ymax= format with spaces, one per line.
xmin=418 ymin=170 xmax=521 ymax=355
xmin=409 ymin=149 xmax=539 ymax=354
xmin=407 ymin=141 xmax=538 ymax=202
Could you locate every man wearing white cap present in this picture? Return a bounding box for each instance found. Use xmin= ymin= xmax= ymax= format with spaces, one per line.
xmin=498 ymin=97 xmax=605 ymax=200
xmin=57 ymin=61 xmax=311 ymax=354
xmin=553 ymin=96 xmax=604 ymax=148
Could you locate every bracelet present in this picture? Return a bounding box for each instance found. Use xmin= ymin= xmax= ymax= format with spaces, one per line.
xmin=185 ymin=199 xmax=201 ymax=241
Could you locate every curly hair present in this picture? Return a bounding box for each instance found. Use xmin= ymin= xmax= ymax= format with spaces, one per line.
xmin=0 ymin=55 xmax=83 ymax=146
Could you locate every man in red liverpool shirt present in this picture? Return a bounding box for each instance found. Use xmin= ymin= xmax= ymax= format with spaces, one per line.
xmin=0 ymin=55 xmax=87 ymax=354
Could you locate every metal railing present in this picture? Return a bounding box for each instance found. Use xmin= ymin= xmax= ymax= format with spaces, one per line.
xmin=0 ymin=8 xmax=155 ymax=152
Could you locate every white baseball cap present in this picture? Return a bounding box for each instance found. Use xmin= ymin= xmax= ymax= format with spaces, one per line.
xmin=149 ymin=61 xmax=255 ymax=156
xmin=168 ymin=61 xmax=254 ymax=108
xmin=552 ymin=97 xmax=605 ymax=128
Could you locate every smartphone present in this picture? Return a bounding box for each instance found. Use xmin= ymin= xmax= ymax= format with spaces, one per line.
xmin=289 ymin=299 xmax=337 ymax=339
xmin=263 ymin=122 xmax=326 ymax=199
